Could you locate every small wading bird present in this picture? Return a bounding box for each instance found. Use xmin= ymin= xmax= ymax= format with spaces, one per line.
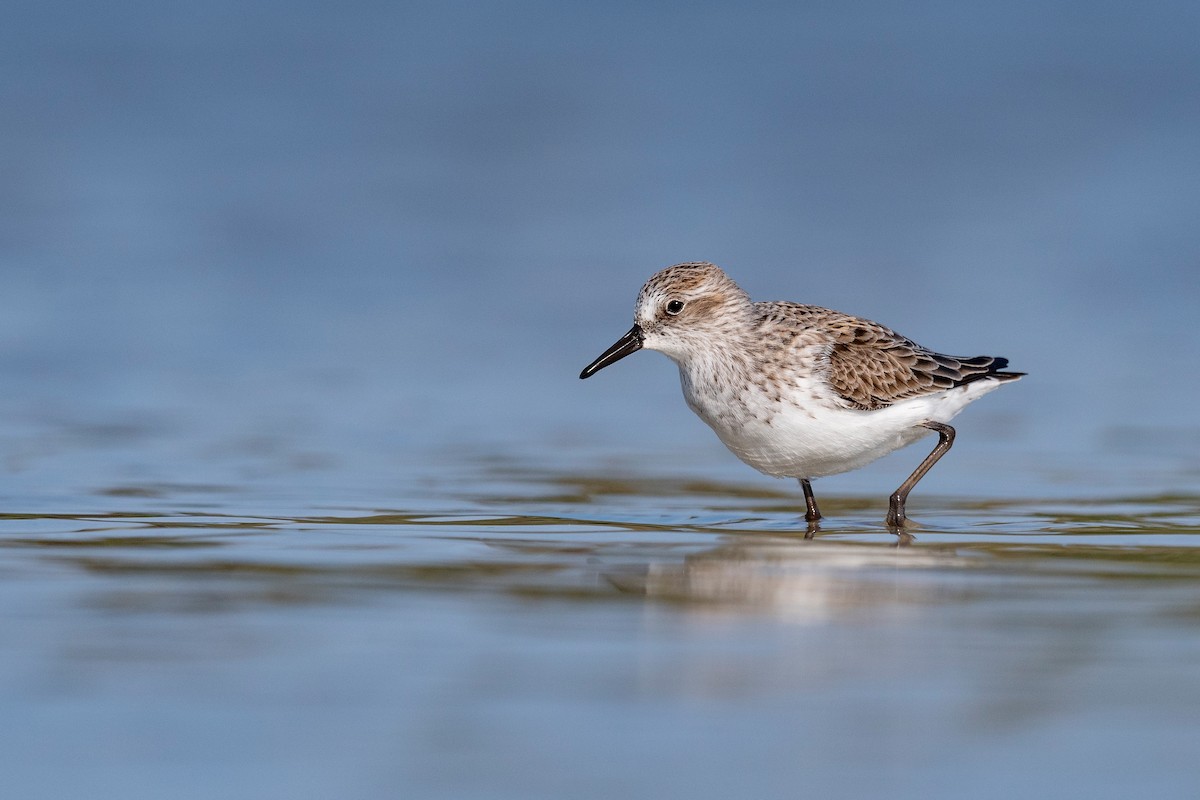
xmin=580 ymin=262 xmax=1023 ymax=532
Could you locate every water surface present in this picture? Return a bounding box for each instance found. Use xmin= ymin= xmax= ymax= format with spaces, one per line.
xmin=3 ymin=447 xmax=1199 ymax=799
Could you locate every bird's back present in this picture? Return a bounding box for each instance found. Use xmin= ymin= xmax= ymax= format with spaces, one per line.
xmin=752 ymin=301 xmax=1023 ymax=411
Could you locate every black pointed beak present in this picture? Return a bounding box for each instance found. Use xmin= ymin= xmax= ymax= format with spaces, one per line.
xmin=579 ymin=325 xmax=643 ymax=379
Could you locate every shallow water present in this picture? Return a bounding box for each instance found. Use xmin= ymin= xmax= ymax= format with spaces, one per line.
xmin=3 ymin=450 xmax=1200 ymax=799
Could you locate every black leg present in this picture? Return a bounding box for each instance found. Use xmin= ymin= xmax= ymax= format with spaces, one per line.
xmin=886 ymin=422 xmax=955 ymax=528
xmin=799 ymin=478 xmax=821 ymax=522
xmin=799 ymin=478 xmax=821 ymax=538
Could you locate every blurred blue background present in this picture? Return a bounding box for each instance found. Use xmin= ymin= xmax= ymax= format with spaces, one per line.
xmin=3 ymin=0 xmax=1199 ymax=496
xmin=4 ymin=3 xmax=1200 ymax=799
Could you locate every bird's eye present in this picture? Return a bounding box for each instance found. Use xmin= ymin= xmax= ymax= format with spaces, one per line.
xmin=665 ymin=300 xmax=685 ymax=315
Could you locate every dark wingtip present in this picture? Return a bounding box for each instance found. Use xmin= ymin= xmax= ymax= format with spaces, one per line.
xmin=960 ymin=355 xmax=1008 ymax=370
xmin=952 ymin=356 xmax=1024 ymax=387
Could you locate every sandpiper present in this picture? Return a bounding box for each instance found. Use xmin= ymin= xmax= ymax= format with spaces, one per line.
xmin=580 ymin=262 xmax=1023 ymax=530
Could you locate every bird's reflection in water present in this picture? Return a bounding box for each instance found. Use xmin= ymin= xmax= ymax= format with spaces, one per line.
xmin=607 ymin=540 xmax=956 ymax=623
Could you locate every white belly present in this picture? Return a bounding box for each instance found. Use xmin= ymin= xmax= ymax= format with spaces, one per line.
xmin=682 ymin=373 xmax=1006 ymax=479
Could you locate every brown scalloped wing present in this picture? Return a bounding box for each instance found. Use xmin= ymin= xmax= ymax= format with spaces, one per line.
xmin=823 ymin=316 xmax=1012 ymax=410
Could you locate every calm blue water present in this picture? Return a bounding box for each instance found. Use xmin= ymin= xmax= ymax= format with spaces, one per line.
xmin=2 ymin=1 xmax=1200 ymax=798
